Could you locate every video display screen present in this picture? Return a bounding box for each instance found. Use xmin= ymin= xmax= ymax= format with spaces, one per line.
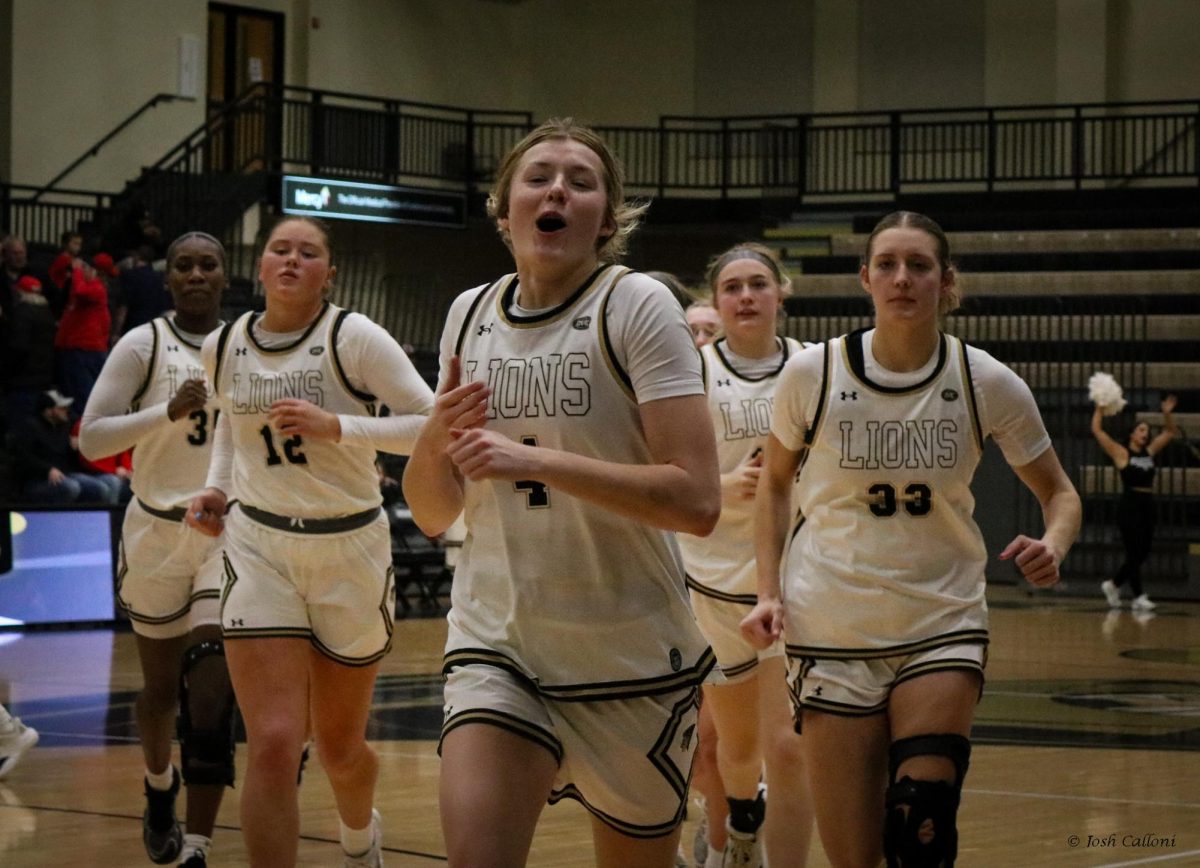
xmin=0 ymin=508 xmax=118 ymax=626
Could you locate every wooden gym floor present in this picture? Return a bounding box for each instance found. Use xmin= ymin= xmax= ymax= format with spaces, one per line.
xmin=1 ymin=584 xmax=1198 ymax=867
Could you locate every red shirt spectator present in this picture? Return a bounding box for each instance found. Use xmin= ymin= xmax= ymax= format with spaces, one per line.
xmin=54 ymin=262 xmax=111 ymax=351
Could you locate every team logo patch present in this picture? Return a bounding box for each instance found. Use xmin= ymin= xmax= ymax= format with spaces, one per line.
xmin=942 ymin=388 xmax=958 ymax=401
xmin=572 ymin=316 xmax=591 ymax=330
xmin=310 ymin=346 xmax=325 ymax=356
xmin=669 ymin=648 xmax=682 ymax=672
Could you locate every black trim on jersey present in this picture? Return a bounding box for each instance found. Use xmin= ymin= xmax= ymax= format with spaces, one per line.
xmin=129 ymin=319 xmax=160 ymax=410
xmin=720 ymin=657 xmax=761 ymax=679
xmin=245 ymin=300 xmax=331 ymax=353
xmin=498 ymin=264 xmax=608 ymax=326
xmin=804 ymin=340 xmax=831 ymax=446
xmin=845 ymin=327 xmax=948 ymax=394
xmin=801 ymin=695 xmax=890 ymax=717
xmin=958 ymin=338 xmax=985 ymax=452
xmin=212 ymin=318 xmax=239 ymax=398
xmin=784 ymin=628 xmax=989 ymax=661
xmin=453 ymin=278 xmax=503 ymax=357
xmin=711 ymin=336 xmax=792 ymax=382
xmin=549 ymin=783 xmax=685 ymax=839
xmin=443 ymin=646 xmax=717 ymax=702
xmin=893 ymin=657 xmax=985 ymax=691
xmin=439 ymin=709 xmax=563 ymax=765
xmin=685 ymin=574 xmax=758 ymax=606
xmin=163 ymin=315 xmax=208 ymax=349
xmin=599 ymin=269 xmax=636 ymax=400
xmin=330 ymin=308 xmax=378 ymax=410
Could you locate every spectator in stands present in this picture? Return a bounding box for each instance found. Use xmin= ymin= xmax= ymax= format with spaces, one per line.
xmin=71 ymin=418 xmax=132 ymax=504
xmin=2 ymin=235 xmax=48 ymax=321
xmin=48 ymin=230 xmax=84 ymax=294
xmin=686 ymin=298 xmax=722 ymax=347
xmin=115 ymin=245 xmax=172 ymax=335
xmin=742 ymin=210 xmax=1081 ymax=868
xmin=7 ymin=389 xmax=118 ymax=504
xmin=53 ymin=253 xmax=112 ymax=414
xmin=3 ymin=275 xmax=59 ymax=424
xmin=1093 ymin=394 xmax=1179 ymax=611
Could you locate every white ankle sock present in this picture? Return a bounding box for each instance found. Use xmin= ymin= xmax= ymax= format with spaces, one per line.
xmin=340 ymin=815 xmax=374 ymax=855
xmin=180 ymin=833 xmax=212 ymax=860
xmin=145 ymin=765 xmax=174 ymax=790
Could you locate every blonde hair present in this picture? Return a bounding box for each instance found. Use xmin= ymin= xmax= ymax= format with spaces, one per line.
xmin=487 ymin=118 xmax=647 ymax=262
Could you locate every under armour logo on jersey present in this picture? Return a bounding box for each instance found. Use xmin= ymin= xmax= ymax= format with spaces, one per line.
xmin=235 ymin=348 xmax=247 ymax=355
xmin=813 ymin=685 xmax=823 ymax=696
xmin=477 ymin=323 xmax=493 ymax=335
xmin=309 ymin=346 xmax=325 ymax=356
xmin=942 ymin=388 xmax=959 ymax=401
xmin=840 ymin=390 xmax=858 ymax=401
xmin=288 ymin=517 xmax=306 ymax=529
xmin=716 ymin=378 xmax=732 ymax=387
xmin=229 ymin=618 xmax=244 ymax=627
xmin=572 ymin=316 xmax=591 ymax=330
xmin=680 ymin=723 xmax=696 ymax=751
xmin=166 ymin=344 xmax=179 ymax=352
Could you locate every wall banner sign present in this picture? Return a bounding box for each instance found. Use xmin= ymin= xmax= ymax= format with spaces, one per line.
xmin=282 ymin=175 xmax=466 ymax=228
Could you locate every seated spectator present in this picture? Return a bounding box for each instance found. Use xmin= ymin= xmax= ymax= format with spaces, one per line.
xmin=54 ymin=255 xmax=111 ymax=413
xmin=3 ymin=274 xmax=58 ymax=424
xmin=7 ymin=390 xmax=118 ymax=504
xmin=113 ymin=245 xmax=170 ymax=336
xmin=70 ymin=417 xmax=132 ymax=504
xmin=3 ymin=234 xmax=54 ymax=320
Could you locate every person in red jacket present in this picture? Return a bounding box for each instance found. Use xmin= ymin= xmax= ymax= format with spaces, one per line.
xmin=54 ymin=254 xmax=112 ymax=414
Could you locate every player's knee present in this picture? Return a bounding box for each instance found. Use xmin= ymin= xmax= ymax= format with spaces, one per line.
xmin=177 ymin=640 xmax=238 ymax=787
xmin=883 ymin=734 xmax=971 ymax=868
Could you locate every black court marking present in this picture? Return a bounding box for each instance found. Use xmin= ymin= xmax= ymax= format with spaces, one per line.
xmin=1124 ymin=646 xmax=1200 ymax=665
xmin=975 ymin=678 xmax=1200 ymax=752
xmin=11 ymin=673 xmax=446 ymax=747
xmin=0 ymin=802 xmax=447 ymax=861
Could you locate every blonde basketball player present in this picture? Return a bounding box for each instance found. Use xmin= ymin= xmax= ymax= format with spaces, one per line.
xmin=743 ymin=211 xmax=1080 ymax=868
xmin=678 ymin=243 xmax=813 ymax=868
xmin=80 ymin=231 xmax=231 ymax=868
xmin=403 ymin=119 xmax=720 ymax=868
xmin=186 ymin=216 xmax=434 ymax=868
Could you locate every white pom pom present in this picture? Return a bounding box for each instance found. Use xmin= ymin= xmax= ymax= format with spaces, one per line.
xmin=1088 ymin=371 xmax=1126 ymax=416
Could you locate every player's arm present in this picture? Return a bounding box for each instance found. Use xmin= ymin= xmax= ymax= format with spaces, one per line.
xmin=1000 ymin=446 xmax=1082 ymax=588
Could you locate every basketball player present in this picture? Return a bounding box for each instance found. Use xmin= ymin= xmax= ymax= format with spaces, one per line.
xmin=743 ymin=211 xmax=1081 ymax=868
xmin=402 ymin=118 xmax=721 ymax=868
xmin=79 ymin=231 xmax=231 ymax=868
xmin=185 ymin=216 xmax=434 ymax=868
xmin=678 ymin=243 xmax=813 ymax=868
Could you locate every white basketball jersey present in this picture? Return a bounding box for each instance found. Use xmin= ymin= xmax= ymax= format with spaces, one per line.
xmin=210 ymin=303 xmax=382 ymax=517
xmin=444 ymin=266 xmax=713 ymax=699
xmin=128 ymin=317 xmax=218 ymax=510
xmin=679 ymin=336 xmax=805 ymax=599
xmin=786 ymin=330 xmax=989 ymax=656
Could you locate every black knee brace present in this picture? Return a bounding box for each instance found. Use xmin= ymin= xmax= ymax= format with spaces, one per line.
xmin=883 ymin=734 xmax=971 ymax=868
xmin=177 ymin=640 xmax=238 ymax=787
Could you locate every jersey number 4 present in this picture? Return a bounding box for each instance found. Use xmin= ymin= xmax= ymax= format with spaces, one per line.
xmin=514 ymin=436 xmax=549 ymax=508
xmin=867 ymin=482 xmax=932 ymax=517
xmin=259 ymin=425 xmax=307 ymax=466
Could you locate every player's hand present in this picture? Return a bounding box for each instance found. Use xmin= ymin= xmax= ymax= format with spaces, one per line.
xmin=167 ymin=378 xmax=209 ymax=421
xmin=445 ymin=428 xmax=536 ymax=482
xmin=428 ymin=356 xmax=490 ymax=447
xmin=186 ymin=487 xmax=228 ymax=537
xmin=999 ymin=534 xmax=1062 ymax=587
xmin=740 ymin=598 xmax=784 ymax=649
xmin=268 ymin=398 xmax=341 ymax=441
xmin=722 ymin=447 xmax=763 ymax=502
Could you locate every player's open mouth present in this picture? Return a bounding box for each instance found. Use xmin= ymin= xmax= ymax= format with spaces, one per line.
xmin=536 ymin=214 xmax=567 ymax=232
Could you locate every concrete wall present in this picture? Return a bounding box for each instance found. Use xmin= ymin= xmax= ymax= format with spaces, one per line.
xmin=4 ymin=0 xmax=1199 ymax=188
